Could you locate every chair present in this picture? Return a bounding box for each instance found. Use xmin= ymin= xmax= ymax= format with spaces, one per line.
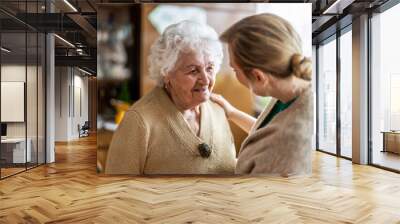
xmin=78 ymin=121 xmax=90 ymax=138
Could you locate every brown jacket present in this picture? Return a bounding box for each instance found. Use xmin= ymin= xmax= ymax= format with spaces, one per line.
xmin=105 ymin=87 xmax=237 ymax=175
xmin=236 ymin=87 xmax=314 ymax=176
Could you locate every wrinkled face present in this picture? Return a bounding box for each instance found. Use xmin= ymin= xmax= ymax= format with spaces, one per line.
xmin=165 ymin=49 xmax=217 ymax=108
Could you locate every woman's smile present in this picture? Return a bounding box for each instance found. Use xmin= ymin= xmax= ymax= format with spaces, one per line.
xmin=192 ymin=86 xmax=209 ymax=93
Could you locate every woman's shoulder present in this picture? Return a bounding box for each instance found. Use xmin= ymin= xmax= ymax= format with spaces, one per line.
xmin=125 ymin=87 xmax=174 ymax=128
xmin=292 ymin=86 xmax=314 ymax=117
xmin=204 ymin=99 xmax=227 ymax=117
xmin=266 ymin=87 xmax=314 ymax=133
xmin=128 ymin=87 xmax=165 ymax=113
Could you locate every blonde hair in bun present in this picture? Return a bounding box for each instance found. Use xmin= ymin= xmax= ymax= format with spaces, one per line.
xmin=291 ymin=54 xmax=312 ymax=81
xmin=221 ymin=13 xmax=311 ymax=81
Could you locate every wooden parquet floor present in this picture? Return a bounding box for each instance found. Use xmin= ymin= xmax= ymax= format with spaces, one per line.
xmin=1 ymin=135 xmax=400 ymax=224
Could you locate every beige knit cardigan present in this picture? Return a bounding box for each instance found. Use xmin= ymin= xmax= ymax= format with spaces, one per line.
xmin=235 ymin=87 xmax=314 ymax=176
xmin=105 ymin=87 xmax=237 ymax=175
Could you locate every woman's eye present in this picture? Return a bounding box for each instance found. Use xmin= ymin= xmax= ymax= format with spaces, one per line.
xmin=189 ymin=69 xmax=198 ymax=74
xmin=206 ymin=67 xmax=214 ymax=73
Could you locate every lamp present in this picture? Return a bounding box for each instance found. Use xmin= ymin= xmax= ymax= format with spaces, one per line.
xmin=63 ymin=0 xmax=78 ymax=12
xmin=1 ymin=47 xmax=11 ymax=53
xmin=322 ymin=0 xmax=355 ymax=15
xmin=54 ymin=34 xmax=75 ymax=48
xmin=78 ymin=67 xmax=93 ymax=76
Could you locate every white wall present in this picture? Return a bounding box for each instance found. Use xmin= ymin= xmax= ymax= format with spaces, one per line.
xmin=55 ymin=67 xmax=89 ymax=141
xmin=1 ymin=65 xmax=35 ymax=138
xmin=1 ymin=65 xmax=26 ymax=130
xmin=55 ymin=66 xmax=69 ymax=141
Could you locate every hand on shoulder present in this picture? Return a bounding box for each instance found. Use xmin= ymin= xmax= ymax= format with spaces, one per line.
xmin=210 ymin=93 xmax=235 ymax=119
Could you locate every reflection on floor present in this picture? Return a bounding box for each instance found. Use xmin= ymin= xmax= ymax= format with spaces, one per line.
xmin=1 ymin=136 xmax=400 ymax=223
xmin=0 ymin=167 xmax=25 ymax=178
xmin=373 ymin=150 xmax=400 ymax=171
xmin=0 ymin=163 xmax=43 ymax=178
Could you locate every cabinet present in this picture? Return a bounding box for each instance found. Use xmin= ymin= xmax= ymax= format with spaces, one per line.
xmin=382 ymin=131 xmax=400 ymax=154
xmin=0 ymin=138 xmax=32 ymax=165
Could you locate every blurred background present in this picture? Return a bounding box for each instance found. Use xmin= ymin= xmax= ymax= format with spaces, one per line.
xmin=96 ymin=3 xmax=311 ymax=173
xmin=2 ymin=0 xmax=399 ymax=180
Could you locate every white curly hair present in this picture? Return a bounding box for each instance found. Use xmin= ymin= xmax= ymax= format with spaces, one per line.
xmin=148 ymin=20 xmax=223 ymax=86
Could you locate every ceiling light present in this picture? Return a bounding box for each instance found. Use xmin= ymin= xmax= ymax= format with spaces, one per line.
xmin=1 ymin=47 xmax=11 ymax=53
xmin=54 ymin=34 xmax=75 ymax=48
xmin=63 ymin=0 xmax=78 ymax=12
xmin=76 ymin=48 xmax=84 ymax=55
xmin=78 ymin=67 xmax=93 ymax=76
xmin=322 ymin=0 xmax=354 ymax=15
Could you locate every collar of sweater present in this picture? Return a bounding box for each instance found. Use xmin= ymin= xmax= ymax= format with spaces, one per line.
xmin=153 ymin=87 xmax=215 ymax=155
xmin=250 ymin=86 xmax=313 ymax=135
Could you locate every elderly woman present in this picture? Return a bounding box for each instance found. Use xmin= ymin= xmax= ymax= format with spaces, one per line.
xmin=212 ymin=13 xmax=313 ymax=176
xmin=105 ymin=21 xmax=236 ymax=175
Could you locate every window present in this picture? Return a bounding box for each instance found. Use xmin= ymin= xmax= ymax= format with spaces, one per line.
xmin=339 ymin=29 xmax=352 ymax=158
xmin=0 ymin=1 xmax=46 ymax=179
xmin=370 ymin=3 xmax=400 ymax=171
xmin=317 ymin=37 xmax=337 ymax=154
